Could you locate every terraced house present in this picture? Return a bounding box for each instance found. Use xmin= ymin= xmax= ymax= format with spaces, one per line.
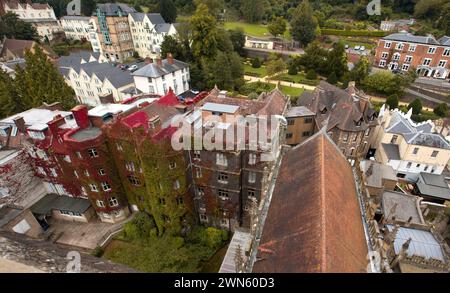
xmin=374 ymin=32 xmax=450 ymax=79
xmin=128 ymin=12 xmax=177 ymax=59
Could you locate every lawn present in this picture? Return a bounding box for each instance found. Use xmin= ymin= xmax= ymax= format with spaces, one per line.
xmin=240 ymin=82 xmax=305 ymax=99
xmin=280 ymin=85 xmax=305 ymax=97
xmin=273 ymin=73 xmax=320 ymax=86
xmin=243 ymin=64 xmax=267 ymax=77
xmin=224 ymin=22 xmax=291 ymax=39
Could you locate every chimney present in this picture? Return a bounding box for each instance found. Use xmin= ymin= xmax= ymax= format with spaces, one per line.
xmin=347 ymin=81 xmax=356 ymax=96
xmin=13 ymin=117 xmax=26 ymax=133
xmin=71 ymin=105 xmax=90 ymax=129
xmin=47 ymin=114 xmax=66 ymax=135
xmin=167 ymin=53 xmax=174 ymax=65
xmin=144 ymin=57 xmax=153 ymax=64
xmin=99 ymin=93 xmax=114 ymax=104
xmin=156 ymin=58 xmax=163 ymax=67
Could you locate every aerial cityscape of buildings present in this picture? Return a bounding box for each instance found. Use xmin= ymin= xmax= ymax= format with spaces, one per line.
xmin=0 ymin=0 xmax=449 ymax=277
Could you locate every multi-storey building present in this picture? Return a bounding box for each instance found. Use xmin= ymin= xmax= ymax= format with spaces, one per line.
xmin=59 ymin=15 xmax=92 ymax=41
xmin=184 ymin=87 xmax=289 ymax=231
xmin=58 ymin=52 xmax=136 ymax=106
xmin=93 ymin=3 xmax=135 ymax=63
xmin=297 ymin=81 xmax=378 ymax=164
xmin=374 ymin=32 xmax=450 ymax=79
xmin=132 ymin=54 xmax=190 ymax=96
xmin=284 ymin=106 xmax=315 ymax=145
xmin=374 ymin=106 xmax=450 ymax=181
xmin=3 ymin=0 xmax=61 ymax=40
xmin=128 ymin=12 xmax=177 ymax=59
xmin=88 ymin=17 xmax=102 ymax=53
xmin=380 ymin=19 xmax=415 ymax=32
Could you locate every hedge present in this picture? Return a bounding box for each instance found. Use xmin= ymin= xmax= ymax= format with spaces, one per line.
xmin=320 ymin=29 xmax=389 ymax=37
xmin=274 ymin=75 xmax=319 ymax=86
xmin=244 ymin=71 xmax=262 ymax=77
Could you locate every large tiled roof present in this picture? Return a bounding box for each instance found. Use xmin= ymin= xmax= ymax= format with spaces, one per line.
xmin=439 ymin=36 xmax=450 ymax=46
xmin=417 ymin=172 xmax=450 ymax=201
xmin=57 ymin=51 xmax=103 ymax=69
xmin=0 ymin=39 xmax=35 ymax=58
xmin=132 ymin=59 xmax=188 ymax=78
xmin=253 ymin=131 xmax=368 ymax=272
xmin=383 ymin=33 xmax=440 ymax=45
xmin=381 ymin=191 xmax=424 ymax=225
xmin=297 ymin=81 xmax=376 ymax=132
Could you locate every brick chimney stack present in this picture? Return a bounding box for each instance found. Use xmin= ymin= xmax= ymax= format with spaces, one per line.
xmin=145 ymin=57 xmax=153 ymax=64
xmin=167 ymin=53 xmax=174 ymax=65
xmin=47 ymin=114 xmax=66 ymax=135
xmin=13 ymin=117 xmax=26 ymax=133
xmin=156 ymin=58 xmax=163 ymax=67
xmin=71 ymin=105 xmax=90 ymax=129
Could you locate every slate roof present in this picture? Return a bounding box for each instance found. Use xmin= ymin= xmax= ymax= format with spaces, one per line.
xmin=383 ymin=33 xmax=440 ymax=45
xmin=95 ymin=3 xmax=136 ymax=16
xmin=253 ymin=131 xmax=368 ymax=272
xmin=31 ymin=194 xmax=91 ymax=215
xmin=382 ymin=143 xmax=401 ymax=160
xmin=0 ymin=39 xmax=35 ymax=59
xmin=360 ymin=160 xmax=397 ymax=188
xmin=297 ymin=81 xmax=377 ymax=132
xmin=439 ymin=36 xmax=450 ymax=46
xmin=285 ymin=106 xmax=315 ymax=118
xmin=132 ymin=59 xmax=188 ymax=78
xmin=416 ymin=172 xmax=450 ymax=201
xmin=147 ymin=13 xmax=166 ymax=25
xmin=57 ymin=51 xmax=103 ymax=69
xmin=155 ymin=23 xmax=172 ymax=33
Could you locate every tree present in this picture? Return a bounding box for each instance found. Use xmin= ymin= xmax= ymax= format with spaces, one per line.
xmin=290 ymin=0 xmax=318 ymax=47
xmin=408 ymin=98 xmax=423 ymax=115
xmin=241 ymin=0 xmax=266 ymax=23
xmin=327 ymin=72 xmax=338 ymax=84
xmin=266 ymin=56 xmax=286 ymax=78
xmin=386 ymin=94 xmax=399 ymax=110
xmin=288 ymin=61 xmax=298 ymax=75
xmin=0 ymin=69 xmax=24 ymax=118
xmin=190 ymin=4 xmax=218 ymax=59
xmin=18 ymin=47 xmax=76 ymax=110
xmin=362 ymin=71 xmax=404 ymax=96
xmin=161 ymin=35 xmax=185 ymax=60
xmin=229 ymin=29 xmax=246 ymax=56
xmin=268 ymin=16 xmax=287 ymax=37
xmin=194 ymin=0 xmax=224 ymax=19
xmin=326 ymin=42 xmax=348 ymax=80
xmin=433 ymin=103 xmax=448 ymax=117
xmin=251 ymin=57 xmax=262 ymax=68
xmin=0 ymin=12 xmax=38 ymax=40
xmin=159 ymin=0 xmax=177 ymax=23
xmin=306 ymin=69 xmax=317 ymax=80
xmin=348 ymin=56 xmax=371 ymax=86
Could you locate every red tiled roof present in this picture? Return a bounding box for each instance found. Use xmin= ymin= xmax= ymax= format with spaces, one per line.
xmin=121 ymin=111 xmax=149 ymax=131
xmin=157 ymin=89 xmax=179 ymax=106
xmin=253 ymin=131 xmax=368 ymax=273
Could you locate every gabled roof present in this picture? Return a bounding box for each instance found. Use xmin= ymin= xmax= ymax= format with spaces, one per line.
xmin=95 ymin=3 xmax=136 ymax=16
xmin=132 ymin=58 xmax=188 ymax=78
xmin=253 ymin=131 xmax=368 ymax=272
xmin=383 ymin=33 xmax=440 ymax=45
xmin=298 ymin=81 xmax=376 ymax=132
xmin=0 ymin=39 xmax=35 ymax=59
xmin=438 ymin=36 xmax=450 ymax=46
xmin=416 ymin=172 xmax=450 ymax=201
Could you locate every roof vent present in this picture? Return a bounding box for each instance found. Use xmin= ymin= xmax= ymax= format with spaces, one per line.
xmin=218 ymin=90 xmax=227 ymax=98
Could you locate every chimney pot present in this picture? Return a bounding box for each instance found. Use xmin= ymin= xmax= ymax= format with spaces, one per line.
xmin=144 ymin=57 xmax=152 ymax=64
xmin=13 ymin=117 xmax=26 ymax=133
xmin=156 ymin=58 xmax=163 ymax=67
xmin=167 ymin=53 xmax=174 ymax=65
xmin=71 ymin=105 xmax=90 ymax=129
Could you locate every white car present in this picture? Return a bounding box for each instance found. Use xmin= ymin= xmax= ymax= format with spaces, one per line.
xmin=128 ymin=65 xmax=138 ymax=71
xmin=354 ymin=45 xmax=361 ymax=50
xmin=360 ymin=46 xmax=366 ymax=51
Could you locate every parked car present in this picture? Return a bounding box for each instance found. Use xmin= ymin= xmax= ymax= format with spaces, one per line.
xmin=345 ymin=44 xmax=349 ymax=49
xmin=128 ymin=64 xmax=138 ymax=72
xmin=360 ymin=46 xmax=366 ymax=51
xmin=354 ymin=45 xmax=361 ymax=50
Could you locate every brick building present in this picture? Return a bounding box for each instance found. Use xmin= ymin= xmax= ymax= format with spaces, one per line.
xmin=184 ymin=87 xmax=289 ymax=231
xmin=374 ymin=33 xmax=450 ymax=79
xmin=297 ymin=81 xmax=378 ymax=164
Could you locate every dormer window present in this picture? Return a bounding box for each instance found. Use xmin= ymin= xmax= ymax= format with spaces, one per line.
xmin=28 ymin=130 xmax=45 ymax=140
xmin=149 ymin=116 xmax=161 ymax=129
xmin=320 ymin=108 xmax=327 ymax=114
xmin=355 ymin=119 xmax=362 ymax=127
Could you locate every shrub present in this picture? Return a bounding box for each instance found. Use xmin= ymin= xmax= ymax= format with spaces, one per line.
xmin=433 ymin=103 xmax=448 ymax=117
xmin=320 ymin=29 xmax=388 ymax=37
xmin=386 ymin=94 xmax=399 ymax=110
xmin=244 ymin=71 xmax=261 ymax=77
xmin=91 ymin=246 xmax=104 ymax=257
xmin=251 ymin=57 xmax=262 ymax=68
xmin=288 ymin=63 xmax=298 ymax=75
xmin=327 ymin=72 xmax=338 ymax=84
xmin=247 ymin=92 xmax=259 ymax=100
xmin=122 ymin=212 xmax=156 ymax=242
xmin=306 ymin=69 xmax=317 ymax=80
xmin=408 ymin=98 xmax=422 ymax=115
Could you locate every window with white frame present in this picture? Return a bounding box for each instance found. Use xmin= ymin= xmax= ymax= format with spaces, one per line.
xmin=108 ymin=197 xmax=119 ymax=207
xmin=423 ymin=58 xmax=432 ymax=66
xmin=402 ymin=64 xmax=410 ymax=71
xmin=196 ymin=186 xmax=204 ymax=196
xmin=173 ymin=180 xmax=180 ymax=190
xmin=396 ymin=43 xmax=404 ymax=50
xmin=379 ymin=60 xmax=386 ymax=67
xmin=384 ymin=42 xmax=391 ymax=48
xmin=216 ymin=153 xmax=227 ymax=166
xmin=50 ymin=168 xmax=57 ymax=177
xmin=248 ymin=171 xmax=256 ymax=183
xmin=76 ymin=151 xmax=82 ymax=158
xmin=381 ymin=52 xmax=389 ymax=59
xmin=218 ymin=172 xmax=228 ymax=183
xmin=404 ymin=55 xmax=412 ymax=63
xmin=101 ymin=182 xmax=111 ymax=191
xmin=199 ymin=214 xmax=208 ymax=222
xmin=438 ymin=60 xmax=447 ymax=68
xmin=84 ymin=169 xmax=90 ymax=177
xmin=88 ymin=148 xmax=98 ymax=158
xmin=28 ymin=131 xmax=45 ymax=140
xmin=74 ymin=170 xmax=79 ymax=178
xmin=96 ymin=200 xmax=105 ymax=207
xmin=81 ymin=187 xmax=87 ymax=197
xmin=89 ymin=183 xmax=98 ymax=192
xmin=195 ymin=167 xmax=202 ymax=178
xmin=218 ymin=189 xmax=229 ymax=199
xmin=431 ymin=150 xmax=439 ymax=158
xmin=128 ymin=175 xmax=141 ymax=185
xmin=249 ymin=153 xmax=257 ymax=165
xmin=193 ymin=150 xmax=201 ymax=160
xmin=37 ymin=150 xmax=48 ymax=160
xmin=392 ymin=53 xmax=400 ymax=61
xmin=99 ymin=168 xmax=105 ymax=175
xmin=37 ymin=167 xmax=46 ymax=175
xmin=169 ymin=162 xmax=176 ymax=169
xmin=125 ymin=161 xmax=135 ymax=172
xmin=427 ymin=47 xmax=436 ymax=54
xmin=116 ymin=143 xmax=123 ymax=151
xmin=63 ymin=155 xmax=71 ymax=163
xmin=408 ymin=44 xmax=416 ymax=52
xmin=443 ymin=48 xmax=450 ymax=57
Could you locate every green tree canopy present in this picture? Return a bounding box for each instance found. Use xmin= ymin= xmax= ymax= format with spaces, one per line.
xmin=268 ymin=16 xmax=287 ymax=37
xmin=0 ymin=12 xmax=38 ymax=40
xmin=290 ymin=0 xmax=318 ymax=47
xmin=433 ymin=103 xmax=448 ymax=117
xmin=348 ymin=56 xmax=371 ymax=86
xmin=408 ymin=98 xmax=423 ymax=115
xmin=159 ymin=0 xmax=177 ymax=23
xmin=241 ymin=0 xmax=267 ymax=23
xmin=190 ymin=3 xmax=218 ymax=59
xmin=386 ymin=94 xmax=399 ymax=110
